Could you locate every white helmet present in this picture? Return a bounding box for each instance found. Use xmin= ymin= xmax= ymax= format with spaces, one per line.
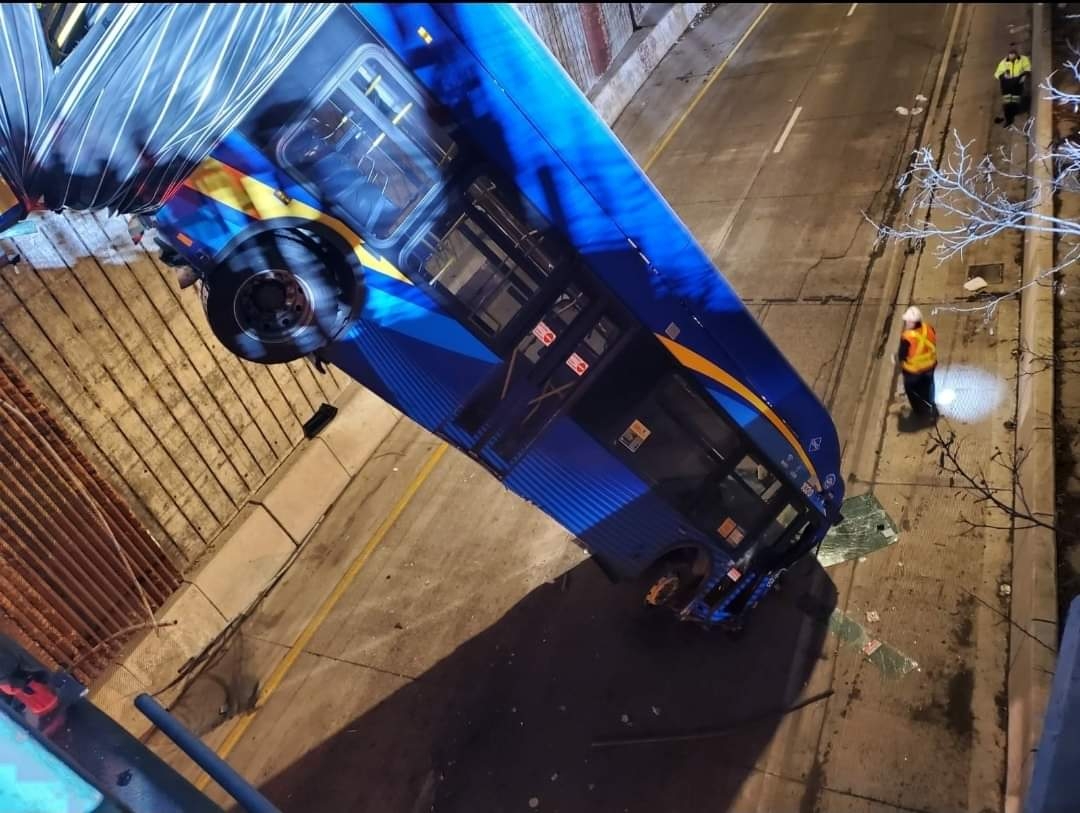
xmin=902 ymin=306 xmax=923 ymax=324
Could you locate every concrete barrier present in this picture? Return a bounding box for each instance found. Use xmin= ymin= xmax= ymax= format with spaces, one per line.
xmin=1006 ymin=5 xmax=1060 ymax=811
xmin=588 ymin=3 xmax=707 ymax=125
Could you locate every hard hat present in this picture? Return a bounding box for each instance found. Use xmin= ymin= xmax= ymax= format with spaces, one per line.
xmin=902 ymin=306 xmax=923 ymax=323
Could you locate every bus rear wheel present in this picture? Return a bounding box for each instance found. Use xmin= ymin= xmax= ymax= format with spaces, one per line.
xmin=642 ymin=550 xmax=705 ymax=610
xmin=203 ymin=230 xmax=362 ymax=365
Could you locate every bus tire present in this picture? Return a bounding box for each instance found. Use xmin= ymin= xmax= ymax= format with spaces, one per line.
xmin=203 ymin=230 xmax=362 ymax=365
xmin=641 ymin=548 xmax=704 ymax=609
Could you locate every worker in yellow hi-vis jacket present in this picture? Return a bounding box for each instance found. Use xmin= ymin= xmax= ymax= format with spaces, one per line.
xmin=994 ymin=43 xmax=1031 ymax=127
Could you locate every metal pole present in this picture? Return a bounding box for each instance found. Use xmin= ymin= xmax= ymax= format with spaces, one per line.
xmin=134 ymin=694 xmax=282 ymax=813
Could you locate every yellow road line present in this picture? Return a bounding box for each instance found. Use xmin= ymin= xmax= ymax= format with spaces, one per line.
xmin=643 ymin=4 xmax=772 ymax=172
xmin=195 ymin=441 xmax=450 ymax=790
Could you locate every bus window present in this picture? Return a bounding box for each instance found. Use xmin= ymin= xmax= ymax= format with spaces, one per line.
xmin=492 ymin=313 xmax=623 ymax=460
xmin=615 ymin=390 xmax=721 ymax=511
xmin=407 ymin=177 xmax=568 ymax=343
xmin=733 ymin=455 xmax=782 ymax=501
xmin=760 ymin=503 xmax=802 ymax=548
xmin=278 ymin=49 xmax=456 ymax=239
xmin=518 ymin=284 xmax=590 ymax=365
xmin=694 ymin=471 xmax=776 ymax=549
xmin=658 ymin=376 xmax=742 ymax=462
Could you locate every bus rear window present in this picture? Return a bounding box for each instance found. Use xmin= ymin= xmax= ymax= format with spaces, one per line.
xmin=278 ymin=49 xmax=457 ymax=240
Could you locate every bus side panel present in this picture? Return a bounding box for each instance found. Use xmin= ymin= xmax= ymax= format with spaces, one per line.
xmin=503 ymin=419 xmax=724 ymax=581
xmin=322 ymin=280 xmax=499 ymax=432
xmin=433 ymin=4 xmax=845 ymax=501
xmin=357 ymin=4 xmax=843 ymax=510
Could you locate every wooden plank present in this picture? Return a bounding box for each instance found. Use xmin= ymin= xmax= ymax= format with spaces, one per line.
xmin=73 ymin=212 xmax=267 ymax=493
xmin=9 ymin=229 xmax=224 ymax=545
xmin=0 ymin=279 xmax=197 ymax=563
xmin=33 ymin=247 xmax=237 ymax=529
xmin=287 ymin=356 xmax=337 ymax=420
xmin=267 ymin=359 xmax=317 ymax=437
xmin=144 ymin=232 xmax=306 ymax=449
xmin=39 ymin=214 xmax=249 ymax=513
xmin=103 ymin=216 xmax=290 ymax=474
xmin=0 ymin=320 xmax=183 ymax=560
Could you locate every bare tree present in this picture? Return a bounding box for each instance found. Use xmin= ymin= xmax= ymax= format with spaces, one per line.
xmin=927 ymin=421 xmax=1059 ymax=536
xmin=870 ymin=58 xmax=1080 ymax=320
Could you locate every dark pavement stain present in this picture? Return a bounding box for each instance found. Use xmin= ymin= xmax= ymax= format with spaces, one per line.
xmin=946 ymin=669 xmax=974 ymax=738
xmin=952 ymin=595 xmax=975 ymax=648
xmin=911 ymin=668 xmax=974 ymax=741
xmin=799 ymin=754 xmax=825 ymax=813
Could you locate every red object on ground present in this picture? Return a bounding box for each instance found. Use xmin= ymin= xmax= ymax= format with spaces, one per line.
xmin=0 ymin=678 xmax=60 ymax=716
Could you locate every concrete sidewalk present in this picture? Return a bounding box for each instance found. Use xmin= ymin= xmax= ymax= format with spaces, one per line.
xmin=90 ymin=383 xmax=404 ymax=737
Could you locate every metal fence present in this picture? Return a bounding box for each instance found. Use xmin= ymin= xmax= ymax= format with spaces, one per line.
xmin=0 ymin=352 xmax=182 ymax=683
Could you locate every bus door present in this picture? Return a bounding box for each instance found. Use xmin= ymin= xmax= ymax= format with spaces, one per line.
xmin=453 ymin=281 xmax=626 ymax=473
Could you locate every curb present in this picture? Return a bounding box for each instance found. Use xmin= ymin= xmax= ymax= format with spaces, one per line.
xmin=1006 ymin=4 xmax=1059 ymax=811
xmin=587 ymin=3 xmax=707 ymax=125
xmin=88 ymin=382 xmax=402 ymax=737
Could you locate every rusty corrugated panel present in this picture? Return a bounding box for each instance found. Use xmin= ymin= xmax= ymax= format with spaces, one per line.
xmin=0 ymin=352 xmax=181 ymax=684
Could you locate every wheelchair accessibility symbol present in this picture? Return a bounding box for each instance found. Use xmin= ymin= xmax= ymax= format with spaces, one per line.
xmin=808 ymin=437 xmax=822 ymax=452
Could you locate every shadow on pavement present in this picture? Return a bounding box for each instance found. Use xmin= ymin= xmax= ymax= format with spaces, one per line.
xmin=897 ymin=409 xmax=939 ymax=434
xmin=249 ymin=555 xmax=837 ymax=813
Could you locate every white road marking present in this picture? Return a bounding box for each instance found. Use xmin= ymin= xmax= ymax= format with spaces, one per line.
xmin=847 ymin=3 xmax=858 ymax=16
xmin=773 ymin=106 xmax=803 ymax=154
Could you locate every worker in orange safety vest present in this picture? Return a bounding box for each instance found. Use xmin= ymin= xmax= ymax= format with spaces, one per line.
xmin=898 ymin=306 xmax=938 ymax=419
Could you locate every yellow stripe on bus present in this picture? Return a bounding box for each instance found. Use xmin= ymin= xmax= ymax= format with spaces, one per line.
xmin=183 ymin=158 xmax=412 ymax=285
xmin=656 ymin=335 xmax=820 ymax=488
xmin=0 ymin=177 xmax=20 ymax=215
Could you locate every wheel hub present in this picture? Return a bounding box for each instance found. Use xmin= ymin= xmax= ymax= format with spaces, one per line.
xmin=645 ymin=574 xmax=681 ymax=607
xmin=234 ymin=269 xmax=315 ymax=344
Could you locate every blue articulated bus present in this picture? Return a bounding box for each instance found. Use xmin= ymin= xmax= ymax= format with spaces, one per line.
xmin=143 ymin=3 xmax=845 ymax=629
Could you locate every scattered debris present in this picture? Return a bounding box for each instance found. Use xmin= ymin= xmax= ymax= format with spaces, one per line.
xmin=588 ymin=784 xmax=596 ymax=791
xmin=817 ymin=494 xmax=900 ymax=568
xmin=896 ymin=106 xmax=910 ymax=115
xmin=551 ymin=773 xmax=558 ymax=782
xmin=528 ymin=798 xmax=540 ymax=809
xmin=866 ymin=610 xmax=881 ymax=623
xmin=1000 ymin=583 xmax=1012 ymax=597
xmin=963 ymin=276 xmax=989 ymax=292
xmin=651 ymin=706 xmax=662 ymax=716
xmin=916 ymin=93 xmax=928 ymax=102
xmin=620 ymin=713 xmax=631 ymax=724
xmin=862 ymin=639 xmax=884 ymax=658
